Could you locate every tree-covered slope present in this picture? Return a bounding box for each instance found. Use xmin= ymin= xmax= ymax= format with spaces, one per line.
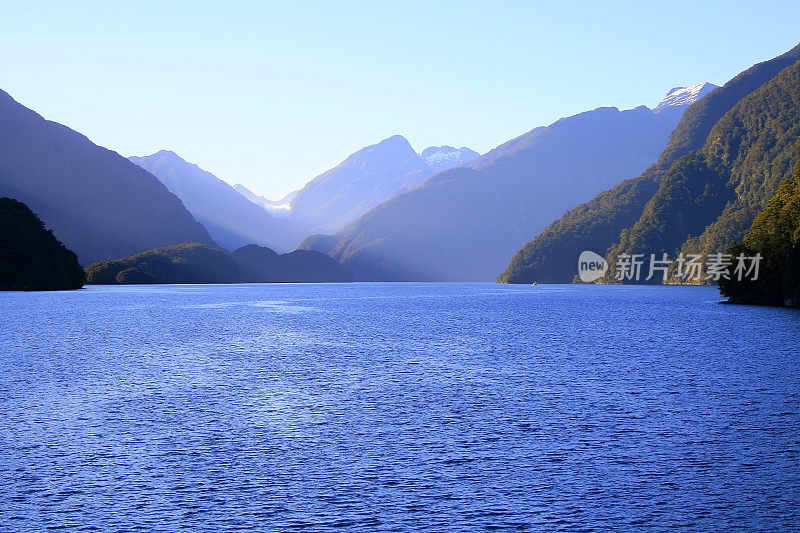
xmin=719 ymin=144 xmax=800 ymax=307
xmin=0 ymin=90 xmax=214 ymax=266
xmin=501 ymin=43 xmax=800 ymax=284
xmin=85 ymin=243 xmax=353 ymax=284
xmin=609 ymin=59 xmax=800 ymax=272
xmin=0 ymin=197 xmax=85 ymax=290
xmin=85 ymin=244 xmax=242 ymax=285
xmin=231 ymin=245 xmax=353 ymax=283
xmin=498 ymin=175 xmax=659 ymax=283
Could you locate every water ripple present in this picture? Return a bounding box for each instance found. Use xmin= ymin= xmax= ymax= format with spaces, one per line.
xmin=0 ymin=283 xmax=799 ymax=531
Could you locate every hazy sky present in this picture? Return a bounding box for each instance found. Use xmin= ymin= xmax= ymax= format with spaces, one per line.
xmin=2 ymin=1 xmax=799 ymax=198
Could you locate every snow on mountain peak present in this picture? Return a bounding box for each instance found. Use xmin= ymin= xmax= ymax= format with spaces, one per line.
xmin=654 ymin=82 xmax=718 ymax=113
xmin=421 ymin=146 xmax=480 ymax=172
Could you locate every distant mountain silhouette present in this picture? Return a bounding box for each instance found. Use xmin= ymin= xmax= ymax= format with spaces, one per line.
xmin=130 ymin=151 xmax=306 ymax=252
xmin=130 ymin=138 xmax=476 ymax=255
xmin=309 ymin=85 xmax=715 ymax=281
xmin=0 ymin=89 xmax=214 ymax=266
xmin=0 ymin=197 xmax=85 ymax=290
xmin=233 ymin=184 xmax=297 ymax=216
xmin=85 ymin=243 xmax=352 ymax=284
xmin=290 ymin=135 xmax=478 ymax=234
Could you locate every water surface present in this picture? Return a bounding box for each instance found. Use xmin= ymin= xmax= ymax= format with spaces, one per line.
xmin=1 ymin=283 xmax=799 ymax=531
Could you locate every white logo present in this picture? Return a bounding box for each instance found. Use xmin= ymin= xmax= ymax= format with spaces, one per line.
xmin=578 ymin=251 xmax=608 ymax=283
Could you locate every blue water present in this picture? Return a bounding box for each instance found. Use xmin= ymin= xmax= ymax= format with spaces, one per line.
xmin=1 ymin=283 xmax=799 ymax=532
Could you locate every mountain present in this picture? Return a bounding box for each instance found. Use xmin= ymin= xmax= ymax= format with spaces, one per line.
xmin=719 ymin=143 xmax=800 ymax=307
xmin=310 ymin=86 xmax=714 ymax=281
xmin=653 ymin=82 xmax=717 ymax=117
xmin=500 ymin=43 xmax=800 ymax=284
xmin=234 ymin=184 xmax=296 ymax=216
xmin=0 ymin=89 xmax=214 ymax=266
xmin=84 ymin=243 xmax=352 ymax=284
xmin=231 ymin=245 xmax=353 ymax=283
xmin=85 ymin=243 xmax=242 ymax=284
xmin=0 ymin=197 xmax=85 ymax=290
xmin=290 ymin=135 xmax=479 ymax=234
xmin=421 ymin=145 xmax=480 ymax=172
xmin=606 ymin=58 xmax=800 ymax=278
xmin=130 ymin=151 xmax=305 ymax=252
xmin=297 ymin=233 xmax=342 ymax=256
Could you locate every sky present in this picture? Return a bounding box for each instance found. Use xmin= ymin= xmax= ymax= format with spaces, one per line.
xmin=2 ymin=1 xmax=800 ymax=199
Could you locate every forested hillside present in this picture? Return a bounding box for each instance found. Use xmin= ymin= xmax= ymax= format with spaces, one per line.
xmin=608 ymin=60 xmax=800 ymax=277
xmin=0 ymin=197 xmax=85 ymax=290
xmin=719 ymin=144 xmax=800 ymax=307
xmin=501 ymin=43 xmax=800 ymax=284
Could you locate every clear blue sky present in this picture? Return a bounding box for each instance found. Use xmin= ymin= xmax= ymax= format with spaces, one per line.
xmin=2 ymin=1 xmax=799 ymax=198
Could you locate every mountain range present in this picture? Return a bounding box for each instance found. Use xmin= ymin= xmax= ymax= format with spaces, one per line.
xmin=290 ymin=136 xmax=478 ymax=234
xmin=0 ymin=90 xmax=213 ymax=266
xmin=129 ymin=150 xmax=305 ymax=252
xmin=500 ymin=43 xmax=800 ymax=284
xmin=4 ymin=41 xmax=799 ymax=302
xmin=302 ymin=83 xmax=715 ymax=281
xmin=131 ymin=137 xmax=478 ymax=252
xmin=0 ymin=82 xmax=482 ymax=281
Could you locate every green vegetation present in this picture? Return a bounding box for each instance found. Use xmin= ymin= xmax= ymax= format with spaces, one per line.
xmin=85 ymin=243 xmax=241 ymax=284
xmin=232 ymin=245 xmax=353 ymax=283
xmin=85 ymin=243 xmax=353 ymax=285
xmin=719 ymin=146 xmax=800 ymax=307
xmin=0 ymin=197 xmax=85 ymax=290
xmin=500 ymin=43 xmax=800 ymax=284
xmin=498 ymin=174 xmax=660 ymax=283
xmin=608 ymin=59 xmax=800 ymax=277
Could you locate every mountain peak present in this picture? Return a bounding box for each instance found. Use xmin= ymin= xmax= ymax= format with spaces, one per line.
xmin=337 ymin=135 xmax=417 ymax=168
xmin=654 ymin=82 xmax=718 ymax=113
xmin=0 ymin=91 xmax=214 ymax=265
xmin=148 ymin=149 xmax=189 ymax=164
xmin=130 ymin=150 xmax=207 ymax=177
xmin=384 ymin=134 xmax=411 ymax=144
xmin=372 ymin=134 xmax=415 ymax=154
xmin=420 ymin=146 xmax=480 ymax=171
